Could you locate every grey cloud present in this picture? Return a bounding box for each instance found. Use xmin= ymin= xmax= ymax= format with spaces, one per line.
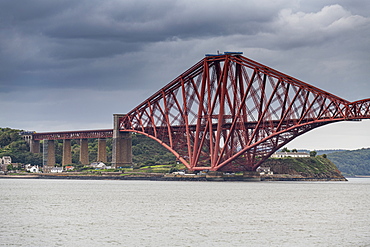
xmin=43 ymin=1 xmax=273 ymax=44
xmin=1 ymin=0 xmax=290 ymax=93
xmin=1 ymin=1 xmax=369 ymax=99
xmin=261 ymin=5 xmax=370 ymax=50
xmin=0 ymin=0 xmax=369 ymax=150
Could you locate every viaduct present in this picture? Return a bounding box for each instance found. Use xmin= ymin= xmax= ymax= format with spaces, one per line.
xmin=22 ymin=53 xmax=370 ymax=172
xmin=22 ymin=115 xmax=131 ymax=170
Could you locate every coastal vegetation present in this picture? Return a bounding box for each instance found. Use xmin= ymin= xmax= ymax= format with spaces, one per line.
xmin=1 ymin=127 xmax=368 ymax=176
xmin=263 ymin=155 xmax=344 ymax=179
xmin=327 ymin=148 xmax=370 ymax=176
xmin=0 ymin=128 xmax=42 ymax=165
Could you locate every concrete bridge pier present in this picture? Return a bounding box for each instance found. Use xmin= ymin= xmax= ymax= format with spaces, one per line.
xmin=62 ymin=139 xmax=72 ymax=166
xmin=79 ymin=138 xmax=107 ymax=165
xmin=112 ymin=114 xmax=132 ymax=168
xmin=46 ymin=140 xmax=56 ymax=167
xmin=79 ymin=138 xmax=89 ymax=165
xmin=97 ymin=138 xmax=107 ymax=163
xmin=30 ymin=139 xmax=40 ymax=153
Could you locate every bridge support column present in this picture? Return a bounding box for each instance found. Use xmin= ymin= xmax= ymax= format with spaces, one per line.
xmin=30 ymin=139 xmax=40 ymax=153
xmin=112 ymin=114 xmax=132 ymax=168
xmin=79 ymin=139 xmax=89 ymax=165
xmin=97 ymin=138 xmax=107 ymax=163
xmin=46 ymin=140 xmax=55 ymax=167
xmin=62 ymin=139 xmax=72 ymax=166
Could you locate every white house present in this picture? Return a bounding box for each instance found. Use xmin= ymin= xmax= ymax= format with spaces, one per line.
xmin=25 ymin=164 xmax=40 ymax=173
xmin=90 ymin=162 xmax=111 ymax=169
xmin=257 ymin=166 xmax=273 ymax=175
xmin=50 ymin=167 xmax=63 ymax=173
xmin=30 ymin=165 xmax=40 ymax=173
xmin=1 ymin=156 xmax=12 ymax=165
xmin=271 ymin=152 xmax=310 ymax=158
xmin=65 ymin=166 xmax=75 ymax=171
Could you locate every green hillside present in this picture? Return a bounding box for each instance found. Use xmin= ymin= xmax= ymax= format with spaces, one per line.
xmin=327 ymin=148 xmax=370 ymax=176
xmin=0 ymin=128 xmax=42 ymax=165
xmin=263 ymin=156 xmax=345 ymax=179
xmin=131 ymin=134 xmax=177 ymax=167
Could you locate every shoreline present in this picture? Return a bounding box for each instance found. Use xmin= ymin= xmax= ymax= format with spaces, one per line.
xmin=0 ymin=173 xmax=347 ymax=182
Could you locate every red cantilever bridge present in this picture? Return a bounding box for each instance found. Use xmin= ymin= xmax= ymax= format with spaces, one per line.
xmin=27 ymin=53 xmax=370 ymax=172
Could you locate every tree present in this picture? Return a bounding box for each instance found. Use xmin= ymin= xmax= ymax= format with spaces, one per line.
xmin=310 ymin=151 xmax=317 ymax=157
xmin=281 ymin=147 xmax=290 ymax=152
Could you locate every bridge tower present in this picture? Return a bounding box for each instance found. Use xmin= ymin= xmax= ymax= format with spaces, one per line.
xmin=112 ymin=114 xmax=132 ymax=168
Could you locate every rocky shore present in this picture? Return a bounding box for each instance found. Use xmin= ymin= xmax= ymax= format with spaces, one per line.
xmin=0 ymin=172 xmax=347 ymax=181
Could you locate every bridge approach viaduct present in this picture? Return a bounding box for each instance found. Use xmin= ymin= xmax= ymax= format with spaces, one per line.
xmin=24 ymin=114 xmax=131 ymax=170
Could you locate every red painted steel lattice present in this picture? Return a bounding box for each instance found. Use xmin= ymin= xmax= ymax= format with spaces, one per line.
xmin=33 ymin=129 xmax=113 ymax=141
xmin=120 ymin=54 xmax=370 ymax=172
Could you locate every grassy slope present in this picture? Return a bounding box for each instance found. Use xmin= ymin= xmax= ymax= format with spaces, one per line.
xmin=263 ymin=156 xmax=344 ymax=179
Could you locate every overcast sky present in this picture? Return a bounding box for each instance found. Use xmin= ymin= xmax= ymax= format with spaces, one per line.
xmin=1 ymin=0 xmax=369 ymax=150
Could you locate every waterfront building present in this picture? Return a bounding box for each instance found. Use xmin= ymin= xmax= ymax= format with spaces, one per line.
xmin=257 ymin=166 xmax=273 ymax=175
xmin=50 ymin=167 xmax=63 ymax=173
xmin=1 ymin=156 xmax=12 ymax=165
xmin=25 ymin=164 xmax=40 ymax=173
xmin=271 ymin=152 xmax=310 ymax=158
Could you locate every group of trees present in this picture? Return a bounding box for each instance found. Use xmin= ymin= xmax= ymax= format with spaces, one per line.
xmin=280 ymin=146 xmax=370 ymax=176
xmin=281 ymin=147 xmax=317 ymax=157
xmin=327 ymin=148 xmax=370 ymax=176
xmin=131 ymin=134 xmax=177 ymax=167
xmin=0 ymin=128 xmax=42 ymax=165
xmin=263 ymin=155 xmax=344 ymax=179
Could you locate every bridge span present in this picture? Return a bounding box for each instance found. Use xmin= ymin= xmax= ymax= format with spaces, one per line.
xmin=23 ymin=129 xmax=114 ymax=168
xmin=23 ymin=127 xmax=132 ymax=170
xmin=23 ymin=53 xmax=370 ymax=172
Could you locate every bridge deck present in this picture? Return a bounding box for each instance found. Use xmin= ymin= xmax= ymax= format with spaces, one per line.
xmin=32 ymin=129 xmax=113 ymax=140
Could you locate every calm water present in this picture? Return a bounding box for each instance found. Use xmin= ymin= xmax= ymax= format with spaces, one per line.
xmin=0 ymin=178 xmax=369 ymax=247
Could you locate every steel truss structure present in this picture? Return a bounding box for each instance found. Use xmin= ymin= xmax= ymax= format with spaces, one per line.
xmin=120 ymin=54 xmax=370 ymax=172
xmin=33 ymin=129 xmax=113 ymax=141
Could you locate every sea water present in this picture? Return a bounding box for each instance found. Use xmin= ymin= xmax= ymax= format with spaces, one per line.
xmin=0 ymin=178 xmax=369 ymax=246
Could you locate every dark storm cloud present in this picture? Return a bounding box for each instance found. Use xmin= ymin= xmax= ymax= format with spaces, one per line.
xmin=1 ymin=0 xmax=294 ymax=93
xmin=1 ymin=0 xmax=370 ymax=146
xmin=43 ymin=0 xmax=274 ymax=42
xmin=0 ymin=1 xmax=369 ymax=91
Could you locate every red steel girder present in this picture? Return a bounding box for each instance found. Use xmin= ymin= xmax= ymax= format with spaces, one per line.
xmin=33 ymin=129 xmax=113 ymax=141
xmin=120 ymin=54 xmax=370 ymax=172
